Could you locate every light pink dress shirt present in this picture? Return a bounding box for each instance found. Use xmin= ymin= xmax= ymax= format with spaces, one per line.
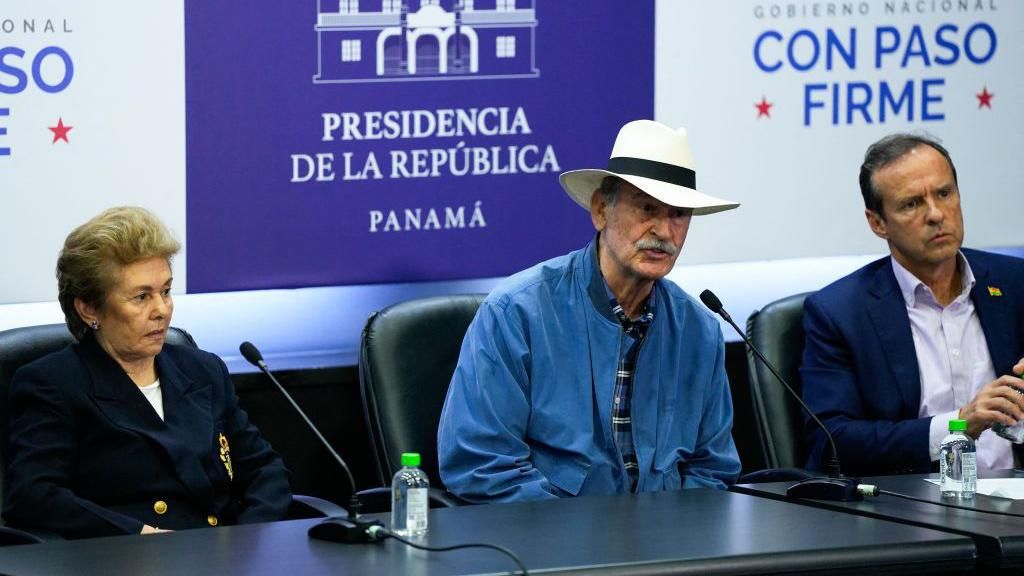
xmin=891 ymin=254 xmax=1014 ymax=472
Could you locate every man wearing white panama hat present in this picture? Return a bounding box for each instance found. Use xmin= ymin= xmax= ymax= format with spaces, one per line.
xmin=438 ymin=120 xmax=742 ymax=503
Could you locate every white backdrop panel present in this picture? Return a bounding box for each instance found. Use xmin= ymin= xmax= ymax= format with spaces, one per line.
xmin=655 ymin=0 xmax=1024 ymax=264
xmin=0 ymin=0 xmax=186 ymax=303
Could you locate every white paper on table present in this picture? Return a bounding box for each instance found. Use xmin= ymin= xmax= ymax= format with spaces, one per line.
xmin=924 ymin=478 xmax=1024 ymax=499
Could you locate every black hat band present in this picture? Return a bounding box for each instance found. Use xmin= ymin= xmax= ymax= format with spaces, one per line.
xmin=606 ymin=156 xmax=696 ymax=189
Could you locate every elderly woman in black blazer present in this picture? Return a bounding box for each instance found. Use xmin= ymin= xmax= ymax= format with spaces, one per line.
xmin=3 ymin=207 xmax=291 ymax=538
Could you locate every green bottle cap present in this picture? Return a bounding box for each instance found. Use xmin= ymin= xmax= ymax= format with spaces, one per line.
xmin=401 ymin=452 xmax=421 ymax=467
xmin=948 ymin=419 xmax=967 ymax=432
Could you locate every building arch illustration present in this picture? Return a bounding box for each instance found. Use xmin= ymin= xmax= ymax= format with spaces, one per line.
xmin=376 ymin=26 xmax=478 ymax=76
xmin=377 ymin=28 xmax=404 ymax=75
xmin=446 ymin=28 xmax=477 ymax=73
xmin=412 ymin=30 xmax=441 ymax=74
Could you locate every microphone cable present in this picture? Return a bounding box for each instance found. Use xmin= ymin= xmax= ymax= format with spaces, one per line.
xmin=867 ymin=488 xmax=1024 ymax=518
xmin=369 ymin=526 xmax=529 ymax=575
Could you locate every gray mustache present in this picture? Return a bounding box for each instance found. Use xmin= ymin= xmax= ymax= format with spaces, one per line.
xmin=635 ymin=238 xmax=677 ymax=256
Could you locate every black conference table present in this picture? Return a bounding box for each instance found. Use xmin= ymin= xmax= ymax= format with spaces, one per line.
xmin=734 ymin=470 xmax=1024 ymax=572
xmin=0 ymin=488 xmax=976 ymax=575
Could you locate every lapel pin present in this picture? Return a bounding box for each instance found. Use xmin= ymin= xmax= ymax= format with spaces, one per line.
xmin=987 ymin=286 xmax=1003 ymax=297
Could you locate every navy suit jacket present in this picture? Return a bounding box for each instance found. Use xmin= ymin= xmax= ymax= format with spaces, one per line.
xmin=801 ymin=248 xmax=1024 ymax=476
xmin=2 ymin=335 xmax=292 ymax=539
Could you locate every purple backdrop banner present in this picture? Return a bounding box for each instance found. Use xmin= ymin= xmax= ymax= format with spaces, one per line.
xmin=185 ymin=0 xmax=654 ymax=292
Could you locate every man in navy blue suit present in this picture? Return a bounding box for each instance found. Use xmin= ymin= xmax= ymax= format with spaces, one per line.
xmin=801 ymin=133 xmax=1024 ymax=476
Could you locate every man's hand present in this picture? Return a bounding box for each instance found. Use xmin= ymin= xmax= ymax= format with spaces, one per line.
xmin=141 ymin=524 xmax=172 ymax=535
xmin=959 ymin=363 xmax=1024 ymax=439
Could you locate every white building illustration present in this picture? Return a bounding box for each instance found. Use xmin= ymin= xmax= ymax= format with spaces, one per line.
xmin=314 ymin=0 xmax=539 ymax=83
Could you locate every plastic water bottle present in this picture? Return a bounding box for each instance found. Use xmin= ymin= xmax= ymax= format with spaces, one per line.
xmin=391 ymin=452 xmax=429 ymax=536
xmin=939 ymin=419 xmax=976 ymax=499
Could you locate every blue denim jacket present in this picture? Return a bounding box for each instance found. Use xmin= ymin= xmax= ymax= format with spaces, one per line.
xmin=438 ymin=238 xmax=740 ymax=503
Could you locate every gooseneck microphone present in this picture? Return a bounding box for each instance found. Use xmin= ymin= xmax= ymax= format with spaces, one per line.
xmin=698 ymin=290 xmax=863 ymax=501
xmin=239 ymin=341 xmax=383 ymax=542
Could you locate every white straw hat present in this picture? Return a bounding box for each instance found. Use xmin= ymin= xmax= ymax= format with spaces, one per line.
xmin=559 ymin=120 xmax=739 ymax=215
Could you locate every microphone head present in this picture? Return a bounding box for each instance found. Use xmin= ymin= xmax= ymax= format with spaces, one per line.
xmin=699 ymin=289 xmax=723 ymax=314
xmin=239 ymin=341 xmax=264 ymax=367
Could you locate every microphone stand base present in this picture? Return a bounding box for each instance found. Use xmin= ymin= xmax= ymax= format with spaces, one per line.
xmin=308 ymin=515 xmax=385 ymax=543
xmin=786 ymin=477 xmax=863 ymax=501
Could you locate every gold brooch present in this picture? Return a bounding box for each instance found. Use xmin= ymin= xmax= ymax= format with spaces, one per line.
xmin=219 ymin=433 xmax=234 ymax=480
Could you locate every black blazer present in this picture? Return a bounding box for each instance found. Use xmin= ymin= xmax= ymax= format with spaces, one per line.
xmin=2 ymin=335 xmax=292 ymax=538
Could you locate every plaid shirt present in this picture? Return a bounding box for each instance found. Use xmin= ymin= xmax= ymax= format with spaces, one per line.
xmin=609 ymin=290 xmax=655 ymax=493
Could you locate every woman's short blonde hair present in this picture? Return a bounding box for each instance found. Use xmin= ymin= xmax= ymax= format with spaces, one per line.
xmin=57 ymin=206 xmax=181 ymax=340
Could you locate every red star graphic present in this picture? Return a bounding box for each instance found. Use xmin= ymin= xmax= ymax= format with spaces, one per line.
xmin=976 ymin=86 xmax=994 ymax=109
xmin=755 ymin=96 xmax=773 ymax=119
xmin=49 ymin=117 xmax=73 ymax=143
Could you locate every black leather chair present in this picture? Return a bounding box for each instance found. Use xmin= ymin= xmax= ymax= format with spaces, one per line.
xmin=358 ymin=295 xmax=485 ymax=508
xmin=745 ymin=293 xmax=812 ymax=471
xmin=0 ymin=324 xmax=342 ymax=544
